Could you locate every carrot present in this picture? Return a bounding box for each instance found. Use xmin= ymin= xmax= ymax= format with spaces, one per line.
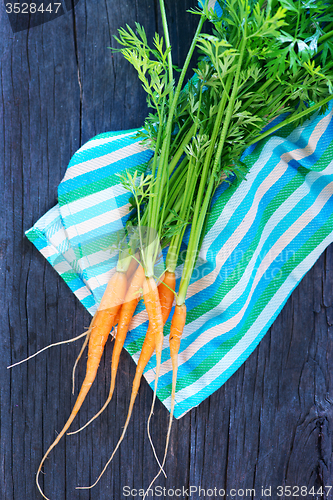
xmin=113 ymin=272 xmax=176 ymax=461
xmin=158 ymin=271 xmax=176 ymax=323
xmin=163 ymin=304 xmax=187 ymax=458
xmin=112 ymin=254 xmax=140 ymax=329
xmin=71 ymin=327 xmax=92 ymax=394
xmin=169 ymin=304 xmax=186 ymax=385
xmin=127 ymin=272 xmax=176 ymax=422
xmin=143 ymin=275 xmax=164 ymax=388
xmin=76 ymin=271 xmax=175 ymax=491
xmin=71 ymin=307 xmax=119 ymax=394
xmin=36 ymin=270 xmax=127 ymax=500
xmin=111 ymin=264 xmax=145 ymax=379
xmin=142 ymin=276 xmax=165 ymax=452
xmin=69 ymin=264 xmax=145 ymax=435
xmin=130 ymin=272 xmax=176 ymax=410
xmin=144 ymin=302 xmax=186 ymax=497
xmin=146 ymin=271 xmax=176 ymax=464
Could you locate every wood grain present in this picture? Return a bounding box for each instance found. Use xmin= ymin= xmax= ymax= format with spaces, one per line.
xmin=1 ymin=1 xmax=332 ymax=499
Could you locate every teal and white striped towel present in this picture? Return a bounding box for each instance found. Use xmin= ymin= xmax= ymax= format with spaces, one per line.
xmin=26 ymin=104 xmax=333 ymax=418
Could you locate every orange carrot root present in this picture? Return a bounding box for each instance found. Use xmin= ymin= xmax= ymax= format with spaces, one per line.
xmin=146 ymin=271 xmax=176 ymax=467
xmin=169 ymin=303 xmax=186 ymax=370
xmin=143 ymin=275 xmax=164 ymax=387
xmin=77 ymin=322 xmax=156 ymax=492
xmin=168 ymin=302 xmax=187 ymax=423
xmin=158 ymin=271 xmax=176 ymax=323
xmin=69 ymin=264 xmax=145 ymax=435
xmin=145 ymin=303 xmax=186 ymax=496
xmin=143 ymin=275 xmax=165 ymax=461
xmin=36 ymin=270 xmax=127 ymax=500
xmin=77 ymin=272 xmax=176 ymax=491
xmin=72 ymin=328 xmax=92 ymax=394
xmin=143 ymin=275 xmax=164 ymax=425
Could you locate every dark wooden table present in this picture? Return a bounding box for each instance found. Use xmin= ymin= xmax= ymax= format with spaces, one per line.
xmin=1 ymin=1 xmax=333 ymax=499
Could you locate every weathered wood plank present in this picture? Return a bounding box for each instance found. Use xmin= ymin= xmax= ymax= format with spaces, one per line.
xmin=1 ymin=1 xmax=332 ymax=499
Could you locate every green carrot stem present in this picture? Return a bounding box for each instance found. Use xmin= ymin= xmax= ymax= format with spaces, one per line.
xmin=144 ymin=12 xmax=207 ymax=273
xmin=148 ymin=98 xmax=166 ymax=232
xmin=177 ymin=30 xmax=248 ymax=306
xmin=174 ymin=68 xmax=233 ymax=288
xmin=165 ymin=84 xmax=205 ymax=272
xmin=169 ymin=117 xmax=192 ymax=156
xmin=167 ymin=124 xmax=196 ymax=176
xmin=248 ymin=94 xmax=333 ymax=147
xmin=116 ymin=247 xmax=134 ymax=273
xmin=151 ymin=99 xmax=166 ymax=181
xmin=318 ymin=28 xmax=333 ymax=46
xmin=165 ymin=154 xmax=200 ymax=273
xmin=159 ymin=0 xmax=173 ymax=95
xmin=163 ymin=196 xmax=183 ymax=228
xmin=163 ymin=158 xmax=189 ymax=217
xmin=149 ymin=12 xmax=206 ymax=231
xmin=140 ymin=158 xmax=189 ymax=230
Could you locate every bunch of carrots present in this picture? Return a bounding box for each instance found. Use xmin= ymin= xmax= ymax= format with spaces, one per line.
xmin=9 ymin=0 xmax=333 ymax=498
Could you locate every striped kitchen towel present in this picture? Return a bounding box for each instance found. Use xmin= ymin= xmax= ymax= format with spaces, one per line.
xmin=26 ymin=103 xmax=333 ymax=418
